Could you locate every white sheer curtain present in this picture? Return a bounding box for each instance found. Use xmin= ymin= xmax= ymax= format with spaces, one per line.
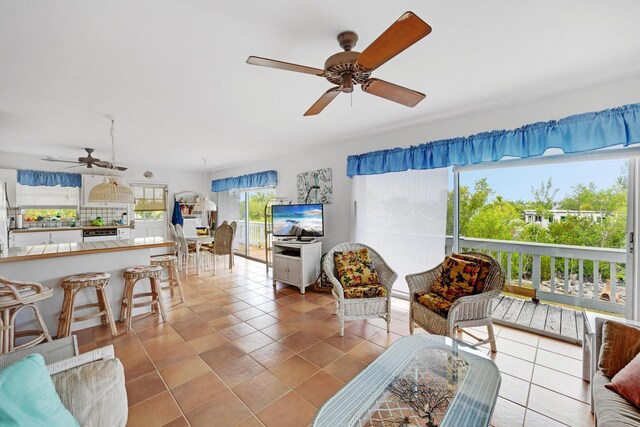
xmin=352 ymin=168 xmax=448 ymax=295
xmin=16 ymin=184 xmax=79 ymax=207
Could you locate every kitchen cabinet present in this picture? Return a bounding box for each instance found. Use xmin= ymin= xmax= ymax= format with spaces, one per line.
xmin=81 ymin=175 xmax=130 ymax=208
xmin=0 ymin=169 xmax=17 ymax=207
xmin=272 ymin=241 xmax=322 ymax=294
xmin=11 ymin=229 xmax=83 ymax=247
xmin=117 ymin=228 xmax=131 ymax=240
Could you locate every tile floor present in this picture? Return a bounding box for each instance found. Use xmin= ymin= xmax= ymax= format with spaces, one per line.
xmin=78 ymin=257 xmax=595 ymax=427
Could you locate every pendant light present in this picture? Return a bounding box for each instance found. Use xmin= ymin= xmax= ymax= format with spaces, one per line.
xmin=88 ymin=119 xmax=134 ymax=204
xmin=194 ymin=158 xmax=217 ymax=212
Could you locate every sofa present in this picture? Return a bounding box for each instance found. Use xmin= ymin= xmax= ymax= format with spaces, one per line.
xmin=0 ymin=336 xmax=128 ymax=427
xmin=592 ymin=317 xmax=640 ymax=426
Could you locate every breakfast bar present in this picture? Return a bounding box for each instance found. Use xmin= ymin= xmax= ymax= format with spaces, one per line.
xmin=0 ymin=237 xmax=175 ymax=335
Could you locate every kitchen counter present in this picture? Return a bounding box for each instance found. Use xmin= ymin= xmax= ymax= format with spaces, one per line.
xmin=0 ymin=237 xmax=176 ymax=335
xmin=11 ymin=225 xmax=133 ymax=233
xmin=0 ymin=237 xmax=173 ymax=263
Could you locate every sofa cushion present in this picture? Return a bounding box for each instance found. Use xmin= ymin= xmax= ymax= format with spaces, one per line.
xmin=343 ymin=284 xmax=387 ymax=299
xmin=451 ymin=253 xmax=492 ymax=293
xmin=414 ymin=291 xmax=453 ymax=318
xmin=606 ymin=352 xmax=640 ymax=409
xmin=51 ymin=358 xmax=128 ymax=427
xmin=593 ymin=370 xmax=640 ymax=426
xmin=0 ymin=354 xmax=79 ymax=427
xmin=599 ymin=321 xmax=640 ymax=378
xmin=334 ymin=248 xmax=380 ymax=287
xmin=430 ymin=255 xmax=481 ymax=302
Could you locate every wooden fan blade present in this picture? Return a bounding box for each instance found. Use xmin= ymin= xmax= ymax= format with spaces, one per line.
xmin=65 ymin=164 xmax=86 ymax=169
xmin=246 ymin=56 xmax=326 ymax=76
xmin=42 ymin=158 xmax=83 ymax=164
xmin=356 ymin=11 xmax=431 ymax=71
xmin=304 ymin=87 xmax=341 ymax=116
xmin=361 ymin=78 xmax=425 ymax=107
xmin=95 ymin=161 xmax=128 ymax=171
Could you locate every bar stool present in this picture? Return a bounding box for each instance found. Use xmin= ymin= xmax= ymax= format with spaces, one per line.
xmin=57 ymin=272 xmax=117 ymax=339
xmin=120 ymin=265 xmax=166 ymax=333
xmin=0 ymin=276 xmax=53 ymax=354
xmin=151 ymin=255 xmax=185 ymax=303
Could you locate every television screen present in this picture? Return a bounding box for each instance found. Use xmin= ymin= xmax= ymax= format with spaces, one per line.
xmin=272 ymin=204 xmax=324 ymax=237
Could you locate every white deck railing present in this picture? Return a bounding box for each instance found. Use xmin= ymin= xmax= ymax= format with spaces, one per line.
xmin=236 ymin=221 xmax=266 ymax=248
xmin=445 ymin=236 xmax=627 ymax=314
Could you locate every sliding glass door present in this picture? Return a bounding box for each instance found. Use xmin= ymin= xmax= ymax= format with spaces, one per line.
xmin=235 ymin=188 xmax=275 ymax=261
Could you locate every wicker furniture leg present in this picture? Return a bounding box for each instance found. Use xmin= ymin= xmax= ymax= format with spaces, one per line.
xmin=97 ymin=286 xmax=118 ymax=336
xmin=150 ymin=277 xmax=167 ymax=323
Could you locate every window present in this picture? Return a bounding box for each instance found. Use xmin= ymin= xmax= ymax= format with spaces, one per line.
xmin=23 ymin=208 xmax=77 ymax=221
xmin=16 ymin=184 xmax=79 ymax=207
xmin=132 ymin=184 xmax=167 ymax=220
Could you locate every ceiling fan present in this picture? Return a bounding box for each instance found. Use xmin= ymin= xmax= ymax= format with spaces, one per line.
xmin=42 ymin=148 xmax=128 ymax=171
xmin=247 ymin=11 xmax=432 ymax=116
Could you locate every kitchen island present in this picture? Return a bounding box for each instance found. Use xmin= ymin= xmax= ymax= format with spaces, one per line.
xmin=0 ymin=237 xmax=175 ymax=336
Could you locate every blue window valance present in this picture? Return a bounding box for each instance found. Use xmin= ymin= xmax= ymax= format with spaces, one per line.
xmin=211 ymin=170 xmax=277 ymax=192
xmin=17 ymin=170 xmax=82 ymax=188
xmin=347 ymin=103 xmax=640 ymax=177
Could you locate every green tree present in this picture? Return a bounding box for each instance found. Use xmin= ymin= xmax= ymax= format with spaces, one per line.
xmin=447 ymin=178 xmax=493 ymax=235
xmin=531 ymin=178 xmax=558 ymax=212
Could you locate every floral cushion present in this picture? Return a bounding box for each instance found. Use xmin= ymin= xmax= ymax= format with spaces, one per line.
xmin=451 ymin=253 xmax=492 ymax=294
xmin=430 ymin=256 xmax=481 ymax=302
xmin=343 ymin=284 xmax=388 ymax=299
xmin=414 ymin=291 xmax=452 ymax=318
xmin=334 ymin=249 xmax=380 ymax=288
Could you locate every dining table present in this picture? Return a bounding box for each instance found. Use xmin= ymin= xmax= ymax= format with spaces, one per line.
xmin=185 ymin=235 xmax=214 ymax=275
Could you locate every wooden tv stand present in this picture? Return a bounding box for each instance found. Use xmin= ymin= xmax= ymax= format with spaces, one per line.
xmin=272 ymin=241 xmax=322 ymax=294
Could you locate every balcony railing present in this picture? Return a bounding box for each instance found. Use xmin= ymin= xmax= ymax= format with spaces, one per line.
xmin=236 ymin=221 xmax=266 ymax=248
xmin=445 ymin=236 xmax=627 ymax=315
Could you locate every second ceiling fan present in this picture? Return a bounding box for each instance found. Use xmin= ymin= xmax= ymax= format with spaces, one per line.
xmin=247 ymin=11 xmax=432 ymax=116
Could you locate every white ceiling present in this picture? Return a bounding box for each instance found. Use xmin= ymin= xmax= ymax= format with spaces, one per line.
xmin=1 ymin=1 xmax=640 ymax=172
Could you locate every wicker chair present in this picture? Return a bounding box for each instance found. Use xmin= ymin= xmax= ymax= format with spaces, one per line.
xmin=323 ymin=243 xmax=398 ymax=337
xmin=406 ymin=252 xmax=504 ymax=352
xmin=207 ymin=223 xmax=234 ymax=275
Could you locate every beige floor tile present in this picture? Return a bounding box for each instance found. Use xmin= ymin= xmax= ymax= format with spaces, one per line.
xmin=127 ymin=391 xmax=182 ymax=427
xmin=532 ymin=365 xmax=590 ymax=403
xmin=270 ymin=355 xmax=320 ymax=388
xmin=233 ymin=371 xmax=291 ymax=412
xmin=294 ymin=370 xmax=344 ymax=408
xmin=537 ymin=336 xmax=582 ymax=360
xmin=256 ymin=391 xmax=317 ymax=427
xmin=324 ymin=354 xmax=368 ymax=383
xmin=499 ymin=373 xmax=531 ymax=407
xmin=200 ymin=341 xmax=245 ymax=369
xmin=250 ymin=342 xmax=296 ymax=368
xmin=185 ymin=390 xmax=253 ymax=427
xmin=524 ymin=410 xmax=568 ymax=426
xmin=491 ymin=396 xmax=526 ymax=427
xmin=214 ymin=354 xmax=267 ymax=388
xmin=299 ymin=341 xmax=345 ymax=368
xmin=187 ymin=331 xmax=229 ymax=354
xmin=527 ymin=385 xmax=593 ymax=426
xmin=489 ymin=351 xmax=534 ymax=381
xmin=171 ymin=371 xmax=229 ymax=412
xmin=535 ymin=349 xmax=583 ymax=378
xmin=348 ymin=340 xmax=386 ymax=364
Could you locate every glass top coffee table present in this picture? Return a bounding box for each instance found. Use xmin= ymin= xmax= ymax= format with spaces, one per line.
xmin=313 ymin=334 xmax=500 ymax=427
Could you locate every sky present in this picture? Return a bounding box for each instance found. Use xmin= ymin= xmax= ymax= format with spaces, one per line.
xmin=456 ymin=158 xmax=626 ymax=202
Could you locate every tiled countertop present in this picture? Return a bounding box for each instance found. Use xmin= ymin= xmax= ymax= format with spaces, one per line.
xmin=0 ymin=237 xmax=175 ymax=263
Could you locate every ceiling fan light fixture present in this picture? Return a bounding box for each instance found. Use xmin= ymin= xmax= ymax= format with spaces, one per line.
xmin=88 ymin=118 xmax=134 ymax=204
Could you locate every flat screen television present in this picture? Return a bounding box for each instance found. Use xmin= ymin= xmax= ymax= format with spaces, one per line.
xmin=272 ymin=204 xmax=324 ymax=239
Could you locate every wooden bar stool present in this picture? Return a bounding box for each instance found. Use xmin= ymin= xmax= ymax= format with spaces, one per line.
xmin=151 ymin=255 xmax=185 ymax=303
xmin=57 ymin=272 xmax=117 ymax=339
xmin=0 ymin=276 xmax=53 ymax=354
xmin=120 ymin=265 xmax=166 ymax=333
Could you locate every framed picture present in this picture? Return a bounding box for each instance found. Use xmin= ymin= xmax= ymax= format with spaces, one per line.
xmin=297 ymin=168 xmax=332 ymax=204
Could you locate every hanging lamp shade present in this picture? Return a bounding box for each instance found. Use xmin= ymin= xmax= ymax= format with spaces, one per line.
xmin=88 ymin=176 xmax=135 ymax=204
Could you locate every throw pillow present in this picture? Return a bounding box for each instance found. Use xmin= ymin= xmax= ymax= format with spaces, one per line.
xmin=430 ymin=255 xmax=481 ymax=302
xmin=451 ymin=253 xmax=492 ymax=293
xmin=52 ymin=358 xmax=128 ymax=427
xmin=605 ymin=351 xmax=640 ymax=409
xmin=0 ymin=354 xmax=79 ymax=427
xmin=334 ymin=248 xmax=380 ymax=287
xmin=598 ymin=321 xmax=640 ymax=378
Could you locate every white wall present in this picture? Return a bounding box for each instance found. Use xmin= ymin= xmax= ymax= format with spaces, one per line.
xmin=210 ymin=73 xmax=640 ymax=253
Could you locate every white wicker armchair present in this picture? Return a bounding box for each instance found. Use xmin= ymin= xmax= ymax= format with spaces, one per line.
xmin=406 ymin=252 xmax=504 ymax=352
xmin=323 ymin=243 xmax=398 ymax=337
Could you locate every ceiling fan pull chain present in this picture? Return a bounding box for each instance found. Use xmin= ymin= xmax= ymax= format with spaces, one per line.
xmin=350 ymin=91 xmax=353 ymax=108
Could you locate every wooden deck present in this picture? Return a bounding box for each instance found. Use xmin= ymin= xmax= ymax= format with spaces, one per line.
xmin=492 ymin=295 xmax=584 ymax=344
